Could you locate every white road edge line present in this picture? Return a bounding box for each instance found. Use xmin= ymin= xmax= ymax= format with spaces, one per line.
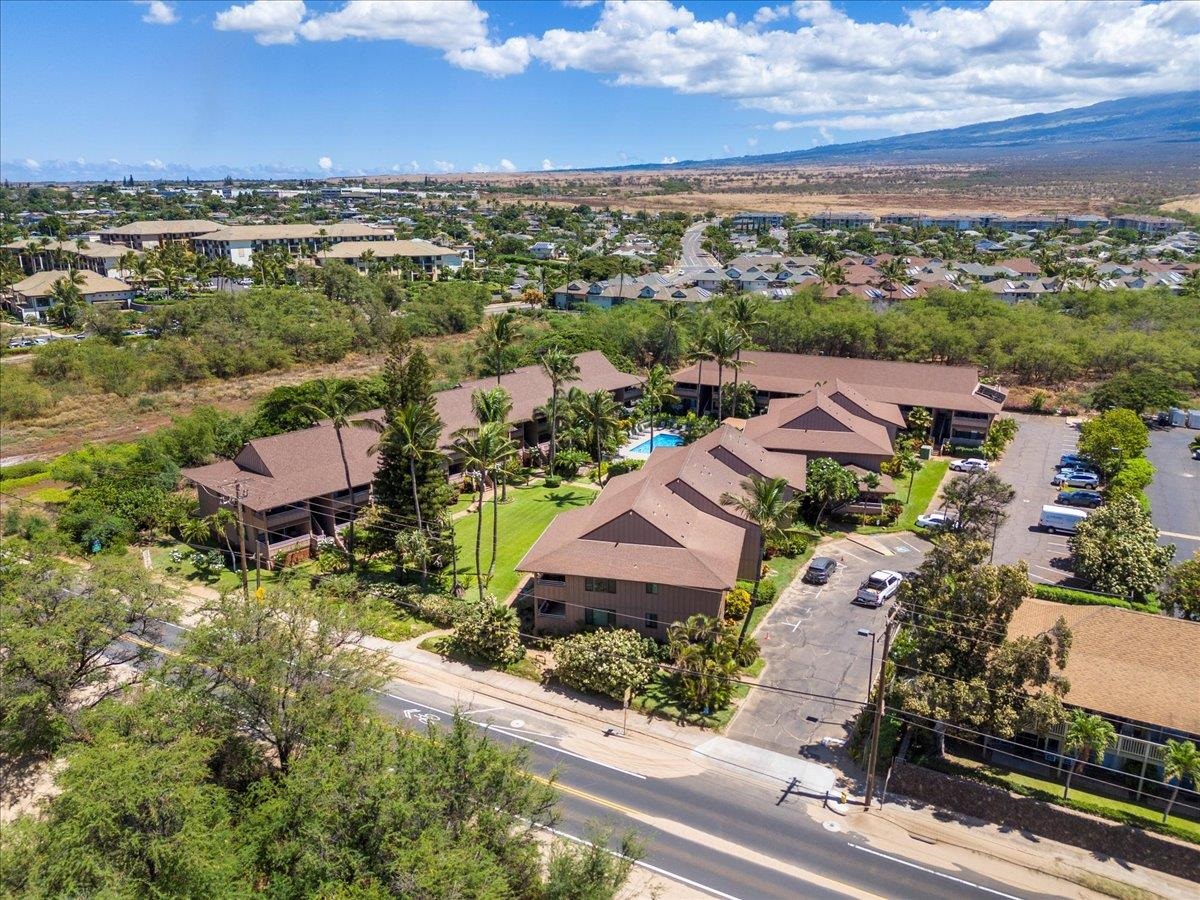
xmin=543 ymin=822 xmax=743 ymax=900
xmin=373 ymin=690 xmax=647 ymax=779
xmin=847 ymin=842 xmax=1025 ymax=900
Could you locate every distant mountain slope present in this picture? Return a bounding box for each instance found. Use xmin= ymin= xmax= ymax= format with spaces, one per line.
xmin=613 ymin=92 xmax=1200 ymax=170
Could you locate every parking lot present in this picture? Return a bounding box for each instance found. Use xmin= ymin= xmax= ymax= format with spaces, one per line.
xmin=1146 ymin=424 xmax=1200 ymax=562
xmin=989 ymin=412 xmax=1084 ymax=585
xmin=728 ymin=532 xmax=930 ymax=758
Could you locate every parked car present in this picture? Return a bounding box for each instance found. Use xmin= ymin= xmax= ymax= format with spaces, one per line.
xmin=802 ymin=556 xmax=838 ymax=585
xmin=1192 ymin=446 xmax=1200 ymax=461
xmin=853 ymin=570 xmax=903 ymax=608
xmin=1055 ymin=490 xmax=1104 ymax=508
xmin=7 ymin=338 xmax=35 ymax=348
xmin=1057 ymin=453 xmax=1094 ymax=470
xmin=915 ymin=511 xmax=958 ymax=530
xmin=1039 ymin=504 xmax=1088 ymax=534
xmin=1052 ymin=470 xmax=1101 ymax=488
xmin=949 ymin=458 xmax=989 ymax=473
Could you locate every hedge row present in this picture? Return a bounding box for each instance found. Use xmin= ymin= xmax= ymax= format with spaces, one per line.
xmin=1032 ymin=583 xmax=1159 ymax=614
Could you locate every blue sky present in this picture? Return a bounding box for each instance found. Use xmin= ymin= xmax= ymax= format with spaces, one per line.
xmin=2 ymin=1 xmax=1196 ymax=180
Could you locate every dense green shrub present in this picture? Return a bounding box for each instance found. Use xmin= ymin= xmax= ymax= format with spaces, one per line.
xmin=450 ymin=599 xmax=525 ymax=665
xmin=0 ymin=368 xmax=53 ymax=421
xmin=1031 ymin=583 xmax=1159 ymax=614
xmin=553 ymin=629 xmax=660 ymax=700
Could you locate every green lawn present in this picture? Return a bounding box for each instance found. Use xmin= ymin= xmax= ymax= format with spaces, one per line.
xmin=450 ymin=482 xmax=597 ymax=601
xmin=939 ymin=755 xmax=1200 ymax=845
xmin=147 ymin=541 xmax=285 ymax=593
xmin=860 ymin=458 xmax=950 ymax=534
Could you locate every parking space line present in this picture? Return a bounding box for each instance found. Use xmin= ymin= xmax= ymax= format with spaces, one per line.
xmin=839 ymin=548 xmax=870 ymax=563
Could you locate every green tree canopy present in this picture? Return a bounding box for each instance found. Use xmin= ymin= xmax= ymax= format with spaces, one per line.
xmin=1068 ymin=493 xmax=1174 ymax=601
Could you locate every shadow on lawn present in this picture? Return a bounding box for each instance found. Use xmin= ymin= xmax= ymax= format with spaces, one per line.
xmin=538 ymin=490 xmax=594 ymax=508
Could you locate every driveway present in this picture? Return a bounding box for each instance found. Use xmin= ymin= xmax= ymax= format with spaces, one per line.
xmin=1145 ymin=424 xmax=1200 ymax=562
xmin=989 ymin=412 xmax=1082 ymax=585
xmin=728 ymin=532 xmax=930 ymax=758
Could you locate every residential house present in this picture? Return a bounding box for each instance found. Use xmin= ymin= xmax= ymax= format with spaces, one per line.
xmin=529 ymin=241 xmax=564 ymax=260
xmin=6 ymin=269 xmax=134 ymax=320
xmin=671 ymin=351 xmax=1005 ymax=446
xmin=97 ymin=219 xmax=223 ymax=251
xmin=518 ymin=426 xmax=806 ymax=637
xmin=191 ymin=222 xmax=392 ymax=266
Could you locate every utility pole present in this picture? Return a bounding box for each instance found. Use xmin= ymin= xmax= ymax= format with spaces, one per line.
xmin=233 ymin=481 xmax=250 ymax=601
xmin=863 ymin=614 xmax=895 ymax=810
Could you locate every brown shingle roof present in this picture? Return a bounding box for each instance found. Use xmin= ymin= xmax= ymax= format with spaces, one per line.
xmin=12 ymin=269 xmax=132 ymax=298
xmin=192 ymin=223 xmax=388 ymax=242
xmin=1008 ymin=599 xmax=1200 ymax=734
xmin=518 ymin=426 xmax=805 ymax=590
xmin=320 ymin=239 xmax=458 ymax=259
xmin=742 ymin=388 xmax=896 ymax=458
xmin=100 ymin=219 xmax=222 ymax=236
xmin=673 ymin=351 xmax=1004 ymax=415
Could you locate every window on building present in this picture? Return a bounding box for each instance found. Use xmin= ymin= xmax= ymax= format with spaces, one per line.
xmin=584 ymin=608 xmax=617 ymax=627
xmin=539 ymin=573 xmax=566 ymax=584
xmin=644 ymin=613 xmax=659 ymax=630
xmin=584 ymin=577 xmax=617 ymax=594
xmin=538 ymin=599 xmax=566 ymax=618
xmin=645 ymin=583 xmax=660 ymax=594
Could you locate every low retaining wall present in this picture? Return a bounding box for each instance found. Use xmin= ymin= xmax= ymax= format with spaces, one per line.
xmin=887 ymin=760 xmax=1200 ymax=882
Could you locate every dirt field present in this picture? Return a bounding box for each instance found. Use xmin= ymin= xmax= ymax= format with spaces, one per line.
xmin=1160 ymin=194 xmax=1200 ymax=214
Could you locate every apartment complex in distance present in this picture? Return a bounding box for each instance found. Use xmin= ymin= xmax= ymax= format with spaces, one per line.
xmin=518 ymin=426 xmax=806 ymax=637
xmin=191 ymin=222 xmax=391 ymax=266
xmin=97 ymin=219 xmax=223 ymax=250
xmin=3 ymin=238 xmax=135 ymax=278
xmin=315 ymin=239 xmax=464 ymax=276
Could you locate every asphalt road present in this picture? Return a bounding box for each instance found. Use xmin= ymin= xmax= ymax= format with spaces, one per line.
xmin=141 ymin=621 xmax=1046 ymax=900
xmin=1145 ymin=424 xmax=1200 ymax=562
xmin=679 ymin=219 xmax=718 ymax=272
xmin=989 ymin=413 xmax=1081 ymax=584
xmin=730 ymin=534 xmax=930 ymax=757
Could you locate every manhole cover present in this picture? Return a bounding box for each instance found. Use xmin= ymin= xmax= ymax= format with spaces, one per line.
xmin=823 ymin=821 xmax=840 ymax=832
xmin=509 ymin=719 xmax=525 ymax=729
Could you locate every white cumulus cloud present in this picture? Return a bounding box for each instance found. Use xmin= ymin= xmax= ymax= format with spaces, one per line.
xmin=661 ymin=155 xmax=678 ymax=164
xmin=433 ymin=160 xmax=455 ymax=173
xmin=499 ymin=158 xmax=517 ymax=172
xmin=23 ymin=158 xmax=40 ymax=171
xmin=471 ymin=162 xmax=493 ymax=173
xmin=214 ymin=0 xmax=306 ymax=45
xmin=145 ymin=158 xmax=166 ymax=170
xmin=318 ymin=156 xmax=333 ymax=171
xmin=747 ymin=137 xmax=758 ymax=147
xmin=135 ymin=0 xmax=179 ymax=25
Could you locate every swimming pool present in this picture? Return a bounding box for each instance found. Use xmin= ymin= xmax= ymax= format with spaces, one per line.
xmin=627 ymin=432 xmax=685 ymax=455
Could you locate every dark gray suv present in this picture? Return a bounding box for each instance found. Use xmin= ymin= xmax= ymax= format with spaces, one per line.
xmin=803 ymin=556 xmax=838 ymax=585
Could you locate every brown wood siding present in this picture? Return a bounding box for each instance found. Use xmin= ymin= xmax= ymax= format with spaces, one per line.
xmin=582 ymin=511 xmax=682 ymax=547
xmin=782 ymin=408 xmax=851 ymax=432
xmin=533 ymin=575 xmax=723 ymax=638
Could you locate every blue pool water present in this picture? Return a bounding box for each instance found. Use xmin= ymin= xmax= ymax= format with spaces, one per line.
xmin=628 ymin=432 xmax=685 ymax=455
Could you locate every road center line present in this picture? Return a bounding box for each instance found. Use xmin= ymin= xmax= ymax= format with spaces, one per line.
xmin=847 ymin=842 xmax=1025 ymax=900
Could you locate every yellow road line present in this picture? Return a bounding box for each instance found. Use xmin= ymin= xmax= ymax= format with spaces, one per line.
xmin=529 ymin=773 xmax=640 ymax=817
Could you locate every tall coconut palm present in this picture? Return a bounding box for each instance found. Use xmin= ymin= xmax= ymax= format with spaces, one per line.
xmin=877 ymin=257 xmax=912 ymax=302
xmin=726 ymin=294 xmax=763 ymax=407
xmin=479 ymin=309 xmax=517 ymax=384
xmin=1062 ymin=711 xmax=1116 ymax=800
xmin=708 ymin=324 xmax=745 ymax=422
xmin=117 ymin=250 xmax=139 ymax=281
xmin=369 ymin=401 xmax=441 ymax=584
xmin=639 ymin=364 xmax=674 ymax=451
xmin=657 ymin=299 xmax=689 ymax=367
xmin=686 ymin=317 xmax=715 ymax=417
xmin=615 ymin=254 xmax=640 ymax=300
xmin=816 ymin=258 xmax=845 ymax=289
xmin=452 ymin=422 xmax=516 ymax=601
xmin=721 ymin=476 xmax=798 ymax=644
xmin=1161 ymin=739 xmax=1200 ymax=823
xmin=471 ymin=387 xmax=514 ymax=577
xmin=539 ymin=346 xmax=579 ymax=476
xmin=571 ymin=388 xmax=622 ymax=485
xmin=211 ymin=256 xmax=239 ymax=293
xmin=298 ymin=382 xmax=370 ymax=572
xmin=50 ymin=270 xmax=86 ymax=328
xmin=129 ymin=255 xmax=154 ymax=295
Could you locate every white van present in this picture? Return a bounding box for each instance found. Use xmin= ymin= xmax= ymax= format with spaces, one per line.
xmin=1039 ymin=505 xmax=1088 ymax=535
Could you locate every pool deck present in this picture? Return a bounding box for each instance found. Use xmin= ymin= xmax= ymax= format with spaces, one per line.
xmin=618 ymin=428 xmax=683 ymax=459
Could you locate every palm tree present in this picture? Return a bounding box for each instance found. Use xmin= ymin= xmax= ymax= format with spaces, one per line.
xmin=1062 ymin=711 xmax=1116 ymax=800
xmin=452 ymin=422 xmax=516 ymax=601
xmin=539 ymin=346 xmax=579 ymax=476
xmin=708 ymin=323 xmax=745 ymax=422
xmin=471 ymin=387 xmax=514 ymax=577
xmin=369 ymin=402 xmax=441 ymax=586
xmin=299 ymin=382 xmax=370 ymax=572
xmin=905 ymin=406 xmax=933 ymax=443
xmin=572 ymin=388 xmax=622 ymax=485
xmin=211 ymin=256 xmax=239 ymax=293
xmin=117 ymin=250 xmax=139 ymax=281
xmin=50 ymin=270 xmax=86 ymax=328
xmin=614 ymin=254 xmax=640 ymax=300
xmin=726 ymin=294 xmax=763 ymax=409
xmin=816 ymin=258 xmax=845 ymax=289
xmin=876 ymin=257 xmax=912 ymax=301
xmin=0 ymin=254 xmax=24 ymax=295
xmin=480 ymin=309 xmax=517 ymax=384
xmin=1161 ymin=739 xmax=1200 ymax=823
xmin=129 ymin=255 xmax=154 ymax=295
xmin=721 ymin=476 xmax=798 ymax=644
xmin=685 ymin=317 xmax=715 ymax=417
xmin=639 ymin=364 xmax=674 ymax=451
xmin=657 ymin=300 xmax=689 ymax=367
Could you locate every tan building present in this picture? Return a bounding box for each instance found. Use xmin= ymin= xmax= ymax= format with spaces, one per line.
xmin=191 ymin=222 xmax=393 ymax=267
xmin=3 ymin=238 xmax=137 ymax=277
xmin=97 ymin=219 xmax=223 ymax=250
xmin=518 ymin=426 xmax=806 ymax=638
xmin=672 ymin=351 xmax=1005 ymax=447
xmin=7 ymin=269 xmax=134 ymax=320
xmin=317 ymin=239 xmax=464 ymax=277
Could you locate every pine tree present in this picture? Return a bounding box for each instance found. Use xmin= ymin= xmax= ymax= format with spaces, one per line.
xmin=372 ymin=340 xmax=455 ymax=580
